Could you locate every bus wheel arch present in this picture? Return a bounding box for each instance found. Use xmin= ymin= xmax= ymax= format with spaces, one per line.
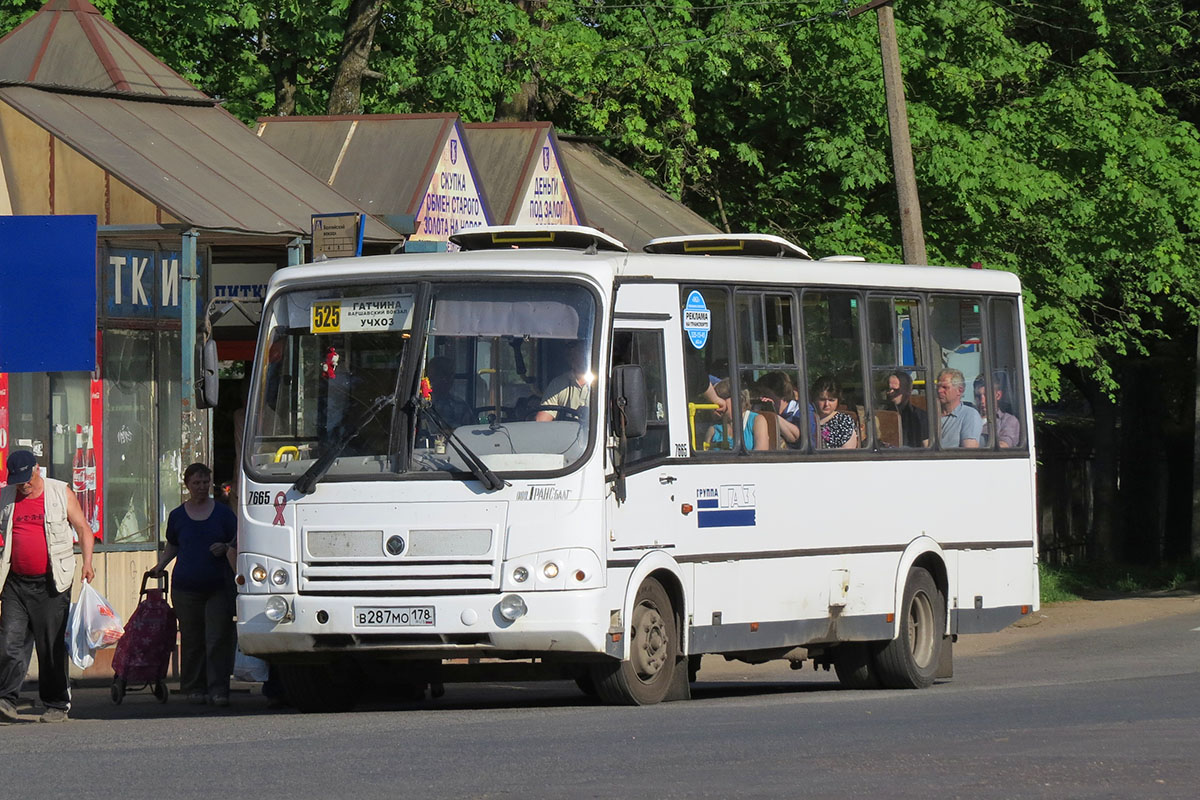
xmin=893 ymin=539 xmax=949 ymax=639
xmin=874 ymin=565 xmax=946 ymax=689
xmin=591 ymin=561 xmax=687 ymax=705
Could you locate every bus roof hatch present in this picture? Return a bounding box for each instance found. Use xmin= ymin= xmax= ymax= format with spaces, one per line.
xmin=643 ymin=233 xmax=811 ymax=259
xmin=449 ymin=225 xmax=628 ymax=253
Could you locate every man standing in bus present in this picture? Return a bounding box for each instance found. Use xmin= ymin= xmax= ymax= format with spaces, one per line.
xmin=536 ymin=340 xmax=591 ymax=421
xmin=935 ymin=368 xmax=981 ymax=448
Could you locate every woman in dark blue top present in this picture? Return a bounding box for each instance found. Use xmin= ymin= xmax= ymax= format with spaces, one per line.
xmin=151 ymin=463 xmax=237 ymax=706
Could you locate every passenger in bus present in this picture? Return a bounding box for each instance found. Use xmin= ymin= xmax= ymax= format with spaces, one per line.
xmin=756 ymin=372 xmax=805 ymax=447
xmin=885 ymin=371 xmax=929 ymax=448
xmin=812 ymin=376 xmax=859 ymax=449
xmin=974 ymin=374 xmax=1019 ymax=448
xmin=536 ymin=341 xmax=592 ymax=421
xmin=705 ymin=380 xmax=770 ymax=451
xmin=425 ymin=356 xmax=472 ymax=427
xmin=936 ymin=368 xmax=982 ymax=448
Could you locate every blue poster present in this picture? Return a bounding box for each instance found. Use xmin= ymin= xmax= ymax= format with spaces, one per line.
xmin=683 ymin=291 xmax=710 ymax=349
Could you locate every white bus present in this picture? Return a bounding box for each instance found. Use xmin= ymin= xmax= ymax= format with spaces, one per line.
xmin=230 ymin=226 xmax=1038 ymax=710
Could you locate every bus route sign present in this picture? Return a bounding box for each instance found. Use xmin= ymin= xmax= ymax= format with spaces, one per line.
xmin=683 ymin=291 xmax=710 ymax=349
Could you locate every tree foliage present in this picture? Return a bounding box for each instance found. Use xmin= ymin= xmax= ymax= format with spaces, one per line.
xmin=3 ymin=0 xmax=1200 ymax=403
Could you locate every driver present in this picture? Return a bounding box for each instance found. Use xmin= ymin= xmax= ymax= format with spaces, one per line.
xmin=536 ymin=340 xmax=592 ymax=421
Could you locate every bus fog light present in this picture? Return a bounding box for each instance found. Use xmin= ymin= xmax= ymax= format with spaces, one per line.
xmin=271 ymin=568 xmax=289 ymax=586
xmin=264 ymin=596 xmax=291 ymax=622
xmin=499 ymin=594 xmax=528 ymax=621
xmin=251 ymin=564 xmax=268 ymax=583
xmin=512 ymin=566 xmax=529 ymax=583
xmin=542 ymin=562 xmax=559 ymax=579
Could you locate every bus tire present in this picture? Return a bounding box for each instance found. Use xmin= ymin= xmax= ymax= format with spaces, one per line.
xmin=278 ymin=662 xmax=358 ymax=713
xmin=873 ymin=566 xmax=945 ymax=689
xmin=590 ymin=577 xmax=677 ymax=705
xmin=833 ymin=642 xmax=882 ymax=689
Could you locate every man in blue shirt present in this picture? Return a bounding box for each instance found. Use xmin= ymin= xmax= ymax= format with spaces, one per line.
xmin=936 ymin=368 xmax=981 ymax=448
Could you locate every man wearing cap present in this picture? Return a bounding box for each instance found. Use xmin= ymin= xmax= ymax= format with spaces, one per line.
xmin=0 ymin=450 xmax=95 ymax=723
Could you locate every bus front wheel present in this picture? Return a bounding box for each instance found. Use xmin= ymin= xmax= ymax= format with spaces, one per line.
xmin=590 ymin=577 xmax=677 ymax=705
xmin=873 ymin=566 xmax=945 ymax=689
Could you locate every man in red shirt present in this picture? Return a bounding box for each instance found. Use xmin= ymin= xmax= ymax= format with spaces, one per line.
xmin=0 ymin=450 xmax=94 ymax=723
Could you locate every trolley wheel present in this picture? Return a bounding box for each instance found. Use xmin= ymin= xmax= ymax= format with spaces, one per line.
xmin=110 ymin=678 xmax=127 ymax=705
xmin=152 ymin=680 xmax=170 ymax=703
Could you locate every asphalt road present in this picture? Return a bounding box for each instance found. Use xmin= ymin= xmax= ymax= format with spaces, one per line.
xmin=2 ymin=601 xmax=1197 ymax=799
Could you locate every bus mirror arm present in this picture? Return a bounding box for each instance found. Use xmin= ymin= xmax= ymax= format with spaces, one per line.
xmin=292 ymin=392 xmax=398 ymax=495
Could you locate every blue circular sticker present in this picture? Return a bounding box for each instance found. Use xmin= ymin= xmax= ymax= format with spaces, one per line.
xmin=683 ymin=291 xmax=710 ymax=349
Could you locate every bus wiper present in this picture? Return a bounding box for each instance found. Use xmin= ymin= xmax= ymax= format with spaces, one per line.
xmin=293 ymin=393 xmax=398 ymax=495
xmin=420 ymin=402 xmax=506 ymax=492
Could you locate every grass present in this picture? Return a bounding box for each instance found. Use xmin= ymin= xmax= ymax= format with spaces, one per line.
xmin=1039 ymin=560 xmax=1200 ymax=604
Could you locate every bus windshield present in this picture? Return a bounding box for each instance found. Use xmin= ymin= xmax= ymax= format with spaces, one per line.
xmin=247 ymin=281 xmax=598 ymax=482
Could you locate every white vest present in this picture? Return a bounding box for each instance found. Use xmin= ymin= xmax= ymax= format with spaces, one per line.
xmin=0 ymin=479 xmax=76 ymax=593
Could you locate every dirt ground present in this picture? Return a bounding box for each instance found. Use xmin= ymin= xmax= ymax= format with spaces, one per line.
xmin=955 ymin=590 xmax=1200 ymax=655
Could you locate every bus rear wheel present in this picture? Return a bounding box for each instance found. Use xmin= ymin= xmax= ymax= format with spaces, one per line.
xmin=873 ymin=566 xmax=945 ymax=689
xmin=590 ymin=577 xmax=677 ymax=705
xmin=278 ymin=662 xmax=358 ymax=713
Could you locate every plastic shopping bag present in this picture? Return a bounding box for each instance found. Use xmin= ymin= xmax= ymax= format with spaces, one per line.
xmin=67 ymin=598 xmax=94 ymax=670
xmin=233 ymin=645 xmax=270 ymax=683
xmin=77 ymin=581 xmax=125 ymax=649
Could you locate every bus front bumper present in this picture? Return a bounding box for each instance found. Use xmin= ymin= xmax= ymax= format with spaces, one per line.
xmin=237 ymin=589 xmax=610 ymax=658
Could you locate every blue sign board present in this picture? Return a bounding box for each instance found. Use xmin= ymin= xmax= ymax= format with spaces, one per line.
xmin=102 ymin=246 xmax=202 ymax=320
xmin=0 ymin=215 xmax=98 ymax=372
xmin=683 ymin=290 xmax=711 ymax=349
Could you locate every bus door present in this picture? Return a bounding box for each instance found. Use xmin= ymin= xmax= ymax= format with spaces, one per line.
xmin=605 ymin=288 xmax=695 ymax=600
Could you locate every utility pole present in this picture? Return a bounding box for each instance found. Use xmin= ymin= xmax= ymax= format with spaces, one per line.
xmin=849 ymin=0 xmax=927 ymax=265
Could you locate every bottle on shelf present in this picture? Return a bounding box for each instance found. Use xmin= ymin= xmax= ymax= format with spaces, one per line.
xmin=84 ymin=425 xmax=98 ymax=533
xmin=72 ymin=425 xmax=86 ymax=544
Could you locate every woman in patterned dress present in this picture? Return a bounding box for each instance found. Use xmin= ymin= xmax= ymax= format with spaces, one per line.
xmin=811 ymin=375 xmax=859 ymax=449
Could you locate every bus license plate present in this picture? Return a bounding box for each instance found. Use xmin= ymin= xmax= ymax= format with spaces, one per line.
xmin=354 ymin=606 xmax=435 ymax=627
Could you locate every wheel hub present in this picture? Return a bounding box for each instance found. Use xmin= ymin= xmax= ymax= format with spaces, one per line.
xmin=631 ymin=602 xmax=667 ymax=681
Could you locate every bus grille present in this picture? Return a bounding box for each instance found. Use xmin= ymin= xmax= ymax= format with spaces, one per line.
xmin=298 ymin=558 xmax=500 ymax=595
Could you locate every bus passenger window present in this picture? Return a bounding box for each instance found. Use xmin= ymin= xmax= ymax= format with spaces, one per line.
xmin=611 ymin=330 xmax=670 ymax=464
xmin=736 ymin=291 xmax=802 ymax=450
xmin=984 ymin=297 xmax=1026 ymax=449
xmin=868 ymin=296 xmax=930 ymax=449
xmin=930 ymin=296 xmax=985 ymax=448
xmin=681 ymin=287 xmax=732 ymax=454
xmin=802 ymin=290 xmax=868 ymax=450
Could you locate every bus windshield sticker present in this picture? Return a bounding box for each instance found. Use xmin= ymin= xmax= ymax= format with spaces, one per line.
xmin=683 ymin=291 xmax=710 ymax=349
xmin=696 ymin=485 xmax=757 ymax=528
xmin=311 ymin=294 xmax=415 ymax=333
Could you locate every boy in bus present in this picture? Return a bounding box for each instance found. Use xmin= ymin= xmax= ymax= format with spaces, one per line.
xmin=535 ymin=340 xmax=592 ymax=421
xmin=973 ymin=373 xmax=1019 ymax=448
xmin=811 ymin=376 xmax=859 ymax=449
xmin=936 ymin=368 xmax=982 ymax=448
xmin=706 ymin=380 xmax=770 ymax=451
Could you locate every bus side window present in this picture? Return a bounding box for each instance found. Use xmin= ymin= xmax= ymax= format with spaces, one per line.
xmin=736 ymin=291 xmax=802 ymax=451
xmin=802 ymin=290 xmax=869 ymax=450
xmin=612 ymin=330 xmax=670 ymax=464
xmin=868 ymin=295 xmax=930 ymax=449
xmin=930 ymin=295 xmax=986 ymax=449
xmin=986 ymin=297 xmax=1026 ymax=449
xmin=681 ymin=287 xmax=732 ymax=454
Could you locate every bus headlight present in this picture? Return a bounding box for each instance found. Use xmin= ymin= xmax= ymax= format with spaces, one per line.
xmin=512 ymin=566 xmax=529 ymax=583
xmin=264 ymin=596 xmax=291 ymax=622
xmin=498 ymin=594 xmax=528 ymax=621
xmin=271 ymin=568 xmax=289 ymax=586
xmin=542 ymin=562 xmax=559 ymax=579
xmin=251 ymin=564 xmax=268 ymax=583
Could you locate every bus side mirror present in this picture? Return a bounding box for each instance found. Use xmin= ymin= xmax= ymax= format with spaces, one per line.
xmin=196 ymin=338 xmax=219 ymax=409
xmin=611 ymin=365 xmax=648 ymax=439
